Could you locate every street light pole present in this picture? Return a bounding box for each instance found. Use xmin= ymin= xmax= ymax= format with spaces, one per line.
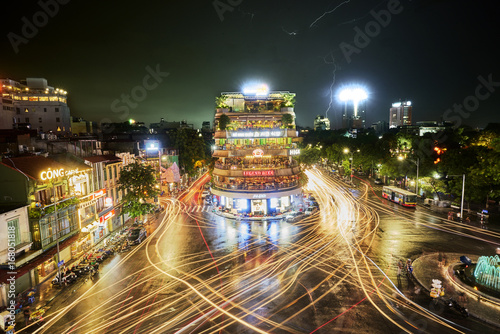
xmin=53 ymin=183 xmax=62 ymax=287
xmin=461 ymin=173 xmax=465 ymax=220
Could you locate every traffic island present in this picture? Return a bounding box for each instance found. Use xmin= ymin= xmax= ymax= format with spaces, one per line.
xmin=412 ymin=252 xmax=500 ymax=328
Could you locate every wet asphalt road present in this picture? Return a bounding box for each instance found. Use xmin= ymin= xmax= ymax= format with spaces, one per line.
xmin=32 ymin=178 xmax=500 ymax=334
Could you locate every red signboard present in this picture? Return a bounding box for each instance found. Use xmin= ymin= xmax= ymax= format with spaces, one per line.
xmin=100 ymin=209 xmax=115 ymax=223
xmin=90 ymin=188 xmax=106 ymax=200
xmin=243 ymin=170 xmax=274 ymax=176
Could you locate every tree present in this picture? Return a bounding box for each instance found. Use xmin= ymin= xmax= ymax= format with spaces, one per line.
xmin=218 ymin=114 xmax=231 ymax=130
xmin=167 ymin=128 xmax=207 ymax=176
xmin=282 ymin=114 xmax=294 ymax=128
xmin=119 ymin=162 xmax=159 ymax=219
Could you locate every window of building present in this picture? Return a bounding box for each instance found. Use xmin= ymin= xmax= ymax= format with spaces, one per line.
xmin=16 ymin=108 xmax=20 ymax=114
xmin=22 ymin=96 xmax=28 ymax=101
xmin=8 ymin=218 xmax=21 ymax=245
xmin=39 ymin=117 xmax=42 ymax=123
xmin=56 ymin=117 xmax=60 ymax=122
xmin=39 ymin=96 xmax=48 ymax=102
xmin=29 ymin=96 xmax=38 ymax=101
xmin=24 ymin=108 xmax=29 ymax=113
xmin=44 ymin=108 xmax=47 ymax=112
xmin=113 ymin=165 xmax=117 ymax=180
xmin=55 ymin=107 xmax=59 ymax=112
xmin=25 ymin=117 xmax=29 ymax=123
xmin=49 ymin=96 xmax=58 ymax=102
xmin=17 ymin=118 xmax=21 ymax=123
xmin=104 ymin=167 xmax=107 ymax=181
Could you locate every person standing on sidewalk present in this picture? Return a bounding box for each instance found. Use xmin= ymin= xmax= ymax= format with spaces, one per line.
xmin=23 ymin=306 xmax=30 ymax=326
xmin=397 ymin=259 xmax=403 ymax=276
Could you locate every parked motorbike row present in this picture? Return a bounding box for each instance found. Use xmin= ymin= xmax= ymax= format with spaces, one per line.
xmin=51 ymin=229 xmax=135 ymax=287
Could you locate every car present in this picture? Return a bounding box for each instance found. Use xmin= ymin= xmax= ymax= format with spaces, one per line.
xmin=304 ymin=206 xmax=317 ymax=215
xmin=128 ymin=228 xmax=147 ymax=244
xmin=374 ymin=178 xmax=383 ymax=185
xmin=201 ymin=190 xmax=210 ymax=199
xmin=285 ymin=211 xmax=304 ymax=222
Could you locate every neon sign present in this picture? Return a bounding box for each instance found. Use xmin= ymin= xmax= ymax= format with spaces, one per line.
xmin=40 ymin=167 xmax=86 ymax=180
xmin=243 ymin=170 xmax=274 ymax=176
xmin=289 ymin=149 xmax=300 ymax=156
xmin=252 ymin=149 xmax=264 ymax=157
xmin=100 ymin=209 xmax=115 ymax=223
xmin=230 ymin=130 xmax=284 ymax=138
xmin=41 ymin=168 xmax=65 ymax=180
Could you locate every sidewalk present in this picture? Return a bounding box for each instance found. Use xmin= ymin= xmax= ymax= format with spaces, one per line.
xmin=13 ymin=211 xmax=166 ymax=333
xmin=412 ymin=252 xmax=500 ymax=328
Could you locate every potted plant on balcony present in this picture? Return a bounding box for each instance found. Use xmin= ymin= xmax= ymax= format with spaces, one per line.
xmin=282 ymin=114 xmax=294 ymax=129
xmin=215 ymin=95 xmax=229 ymax=112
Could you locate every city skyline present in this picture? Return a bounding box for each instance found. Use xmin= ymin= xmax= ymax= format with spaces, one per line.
xmin=1 ymin=1 xmax=499 ymax=129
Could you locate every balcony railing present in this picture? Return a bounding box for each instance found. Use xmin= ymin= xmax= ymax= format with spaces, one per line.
xmin=215 ymin=161 xmax=298 ymax=170
xmin=213 ymin=180 xmax=299 ymax=192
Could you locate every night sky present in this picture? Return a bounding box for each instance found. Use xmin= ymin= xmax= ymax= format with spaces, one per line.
xmin=1 ymin=0 xmax=499 ymax=129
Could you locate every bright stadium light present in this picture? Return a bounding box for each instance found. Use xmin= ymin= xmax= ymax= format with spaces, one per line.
xmin=338 ymin=86 xmax=368 ymax=117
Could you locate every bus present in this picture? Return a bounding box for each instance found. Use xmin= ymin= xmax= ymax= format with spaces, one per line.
xmin=382 ymin=186 xmax=417 ymax=207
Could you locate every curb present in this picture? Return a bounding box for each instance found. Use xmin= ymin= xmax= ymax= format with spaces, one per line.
xmin=412 ymin=253 xmax=500 ymax=329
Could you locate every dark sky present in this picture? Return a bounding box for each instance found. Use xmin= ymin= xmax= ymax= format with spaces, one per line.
xmin=1 ymin=0 xmax=499 ymax=129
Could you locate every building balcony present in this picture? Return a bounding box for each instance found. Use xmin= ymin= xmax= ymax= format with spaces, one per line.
xmin=213 ymin=166 xmax=300 ymax=177
xmin=212 ymin=180 xmax=299 ymax=192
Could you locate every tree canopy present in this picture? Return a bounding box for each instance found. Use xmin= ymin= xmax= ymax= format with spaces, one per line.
xmin=118 ymin=162 xmax=159 ymax=219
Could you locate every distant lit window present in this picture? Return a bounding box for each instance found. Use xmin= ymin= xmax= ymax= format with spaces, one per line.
xmin=29 ymin=96 xmax=38 ymax=101
xmin=24 ymin=108 xmax=29 ymax=113
xmin=39 ymin=96 xmax=48 ymax=102
xmin=57 ymin=126 xmax=61 ymax=131
xmin=49 ymin=96 xmax=58 ymax=102
xmin=22 ymin=96 xmax=28 ymax=101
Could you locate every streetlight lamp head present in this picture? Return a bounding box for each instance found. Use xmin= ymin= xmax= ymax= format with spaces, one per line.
xmin=343 ymin=148 xmax=349 ymax=154
xmin=398 ymin=155 xmax=404 ymax=161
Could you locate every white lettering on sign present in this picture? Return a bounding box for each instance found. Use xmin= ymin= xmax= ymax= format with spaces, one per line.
xmin=289 ymin=149 xmax=300 ymax=156
xmin=40 ymin=168 xmax=65 ymax=180
xmin=252 ymin=194 xmax=267 ymax=199
xmin=231 ymin=130 xmax=284 ymax=138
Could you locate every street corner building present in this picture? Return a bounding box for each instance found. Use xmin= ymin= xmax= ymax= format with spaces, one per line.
xmin=211 ymin=86 xmax=302 ymax=216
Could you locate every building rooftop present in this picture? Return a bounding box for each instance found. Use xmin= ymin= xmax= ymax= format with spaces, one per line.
xmin=84 ymin=154 xmax=122 ymax=163
xmin=1 ymin=156 xmax=68 ymax=180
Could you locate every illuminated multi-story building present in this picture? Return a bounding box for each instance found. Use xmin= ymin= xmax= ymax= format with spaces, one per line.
xmin=211 ymin=85 xmax=302 ymax=216
xmin=314 ymin=115 xmax=331 ymax=130
xmin=0 ymin=77 xmax=71 ymax=134
xmin=389 ymin=100 xmax=412 ymax=128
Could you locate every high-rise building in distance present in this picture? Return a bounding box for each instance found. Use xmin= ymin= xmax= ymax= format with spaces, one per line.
xmin=314 ymin=115 xmax=330 ymax=130
xmin=389 ymin=100 xmax=412 ymax=128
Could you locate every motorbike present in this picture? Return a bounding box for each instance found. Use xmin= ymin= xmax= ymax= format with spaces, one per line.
xmin=447 ymin=298 xmax=469 ymax=317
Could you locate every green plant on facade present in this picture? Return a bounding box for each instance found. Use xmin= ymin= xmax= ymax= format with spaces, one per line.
xmin=282 ymin=114 xmax=294 ymax=129
xmin=215 ymin=95 xmax=229 ymax=109
xmin=29 ymin=197 xmax=80 ymax=219
xmin=281 ymin=93 xmax=296 ymax=108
